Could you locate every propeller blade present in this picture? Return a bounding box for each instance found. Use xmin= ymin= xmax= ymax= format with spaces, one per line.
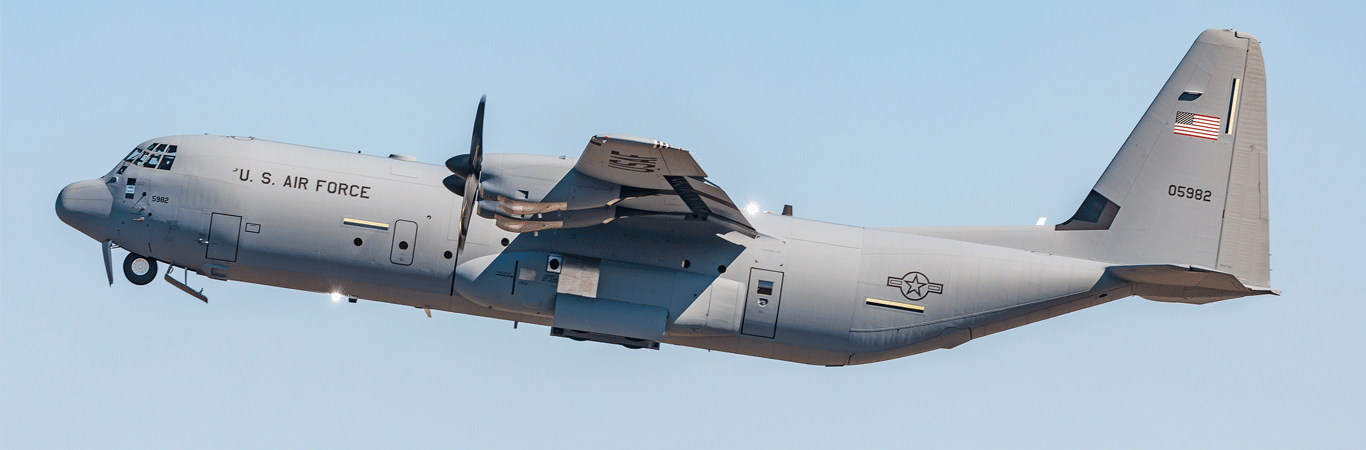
xmin=442 ymin=174 xmax=466 ymax=195
xmin=457 ymin=169 xmax=478 ymax=257
xmin=445 ymin=154 xmax=473 ymax=179
xmin=469 ymin=95 xmax=485 ymax=172
xmin=455 ymin=95 xmax=486 ymax=261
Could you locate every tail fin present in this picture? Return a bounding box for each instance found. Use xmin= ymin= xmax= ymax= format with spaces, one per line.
xmin=1056 ymin=29 xmax=1270 ymax=288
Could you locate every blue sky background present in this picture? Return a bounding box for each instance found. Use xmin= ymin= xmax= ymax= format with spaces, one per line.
xmin=4 ymin=1 xmax=1363 ymax=448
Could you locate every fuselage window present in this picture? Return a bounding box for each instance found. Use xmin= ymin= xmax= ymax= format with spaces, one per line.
xmin=157 ymin=155 xmax=176 ymax=170
xmin=143 ymin=153 xmax=161 ymax=168
xmin=124 ymin=148 xmax=141 ymax=161
xmin=131 ymin=151 xmax=150 ymax=166
xmin=166 ymin=145 xmax=177 ymax=153
xmin=155 ymin=143 xmax=168 ymax=152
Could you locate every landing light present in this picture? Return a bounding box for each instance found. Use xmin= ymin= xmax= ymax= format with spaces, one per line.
xmin=330 ymin=292 xmax=342 ymax=302
xmin=744 ymin=203 xmax=760 ymax=216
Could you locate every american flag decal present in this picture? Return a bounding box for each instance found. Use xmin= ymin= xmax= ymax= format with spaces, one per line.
xmin=1174 ymin=111 xmax=1221 ymax=140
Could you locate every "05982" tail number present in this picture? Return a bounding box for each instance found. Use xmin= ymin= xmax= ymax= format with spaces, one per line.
xmin=1169 ymin=185 xmax=1212 ymax=202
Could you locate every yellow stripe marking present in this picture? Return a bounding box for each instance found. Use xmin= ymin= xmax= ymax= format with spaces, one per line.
xmin=343 ymin=218 xmax=390 ymax=230
xmin=1226 ymin=77 xmax=1242 ymax=134
xmin=865 ymin=297 xmax=925 ymax=312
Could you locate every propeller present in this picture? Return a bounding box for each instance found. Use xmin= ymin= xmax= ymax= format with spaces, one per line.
xmin=445 ymin=96 xmax=486 ymax=262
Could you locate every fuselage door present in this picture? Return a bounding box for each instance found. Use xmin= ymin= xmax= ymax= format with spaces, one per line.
xmin=741 ymin=268 xmax=785 ymax=338
xmin=206 ymin=213 xmax=242 ymax=262
xmin=391 ymin=220 xmax=417 ymax=265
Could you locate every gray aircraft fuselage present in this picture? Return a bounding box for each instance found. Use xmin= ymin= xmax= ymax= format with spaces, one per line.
xmin=56 ymin=29 xmax=1276 ymax=365
xmin=61 ymin=135 xmax=1119 ymax=365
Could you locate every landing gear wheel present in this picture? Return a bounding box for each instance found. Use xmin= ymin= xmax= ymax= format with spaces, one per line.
xmin=123 ymin=253 xmax=158 ymax=285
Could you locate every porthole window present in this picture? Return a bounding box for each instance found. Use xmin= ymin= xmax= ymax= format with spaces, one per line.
xmin=353 ymin=238 xmax=363 ymax=246
xmin=756 ymin=280 xmax=774 ymax=295
xmin=443 ymin=251 xmax=453 ymax=259
xmin=398 ymin=241 xmax=409 ymax=250
xmin=717 ymin=265 xmax=727 ymax=274
xmin=681 ymin=259 xmax=691 ymax=268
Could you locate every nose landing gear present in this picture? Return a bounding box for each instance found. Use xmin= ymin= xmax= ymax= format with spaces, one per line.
xmin=123 ymin=252 xmax=158 ymax=285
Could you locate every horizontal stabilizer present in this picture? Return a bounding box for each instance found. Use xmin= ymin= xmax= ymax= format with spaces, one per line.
xmin=1107 ymin=264 xmax=1278 ymax=304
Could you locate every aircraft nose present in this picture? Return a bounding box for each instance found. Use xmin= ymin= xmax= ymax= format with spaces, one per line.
xmin=56 ymin=178 xmax=113 ymax=230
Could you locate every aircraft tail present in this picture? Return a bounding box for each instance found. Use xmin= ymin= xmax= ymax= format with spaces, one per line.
xmin=1056 ymin=29 xmax=1270 ymax=288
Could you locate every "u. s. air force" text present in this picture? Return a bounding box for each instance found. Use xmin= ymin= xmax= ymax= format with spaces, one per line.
xmin=235 ymin=168 xmax=372 ymax=199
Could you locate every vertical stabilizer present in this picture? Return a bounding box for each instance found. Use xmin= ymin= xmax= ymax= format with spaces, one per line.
xmin=1057 ymin=29 xmax=1271 ymax=288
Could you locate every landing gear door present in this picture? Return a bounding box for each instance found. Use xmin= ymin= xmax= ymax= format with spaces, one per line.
xmin=206 ymin=213 xmax=242 ymax=262
xmin=741 ymin=268 xmax=784 ymax=339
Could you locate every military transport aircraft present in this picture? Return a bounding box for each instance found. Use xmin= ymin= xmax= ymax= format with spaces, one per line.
xmin=56 ymin=29 xmax=1275 ymax=365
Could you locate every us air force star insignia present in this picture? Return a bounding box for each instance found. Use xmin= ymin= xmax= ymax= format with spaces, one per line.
xmin=886 ymin=272 xmax=944 ymax=301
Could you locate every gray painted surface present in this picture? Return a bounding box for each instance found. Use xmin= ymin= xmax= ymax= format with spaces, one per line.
xmin=206 ymin=213 xmax=241 ymax=262
xmin=54 ymin=29 xmax=1276 ymax=366
xmin=740 ymin=268 xmax=784 ymax=338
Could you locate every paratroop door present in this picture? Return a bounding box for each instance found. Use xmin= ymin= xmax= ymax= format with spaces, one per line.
xmin=741 ymin=268 xmax=784 ymax=338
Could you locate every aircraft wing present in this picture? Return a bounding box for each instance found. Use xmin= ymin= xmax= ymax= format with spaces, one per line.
xmin=488 ymin=134 xmax=757 ymax=238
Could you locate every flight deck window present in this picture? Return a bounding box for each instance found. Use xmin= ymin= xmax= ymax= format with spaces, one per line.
xmin=120 ymin=142 xmax=180 ymax=171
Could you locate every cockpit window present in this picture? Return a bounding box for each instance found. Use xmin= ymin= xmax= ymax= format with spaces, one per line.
xmin=121 ymin=142 xmax=179 ymax=171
